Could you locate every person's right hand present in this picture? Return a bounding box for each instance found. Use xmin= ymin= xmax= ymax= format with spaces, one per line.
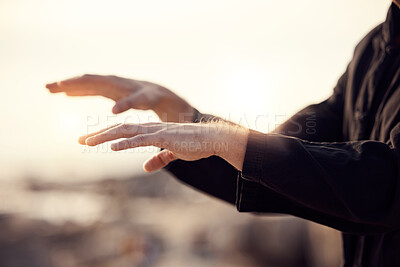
xmin=46 ymin=74 xmax=195 ymax=123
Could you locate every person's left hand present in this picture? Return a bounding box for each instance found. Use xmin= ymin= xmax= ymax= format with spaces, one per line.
xmin=79 ymin=122 xmax=249 ymax=172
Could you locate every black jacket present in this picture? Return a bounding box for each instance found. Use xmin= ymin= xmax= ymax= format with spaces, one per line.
xmin=166 ymin=4 xmax=400 ymax=266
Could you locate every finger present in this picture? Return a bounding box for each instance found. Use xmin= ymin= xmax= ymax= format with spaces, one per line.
xmin=110 ymin=133 xmax=166 ymax=151
xmin=64 ymin=89 xmax=98 ymax=96
xmin=46 ymin=76 xmax=84 ymax=93
xmin=86 ymin=124 xmax=142 ymax=146
xmin=48 ymin=75 xmax=98 ymax=96
xmin=86 ymin=123 xmax=163 ymax=146
xmin=112 ymin=92 xmax=146 ymax=114
xmin=78 ymin=124 xmax=121 ymax=145
xmin=143 ymin=149 xmax=177 ymax=172
xmin=58 ymin=74 xmax=95 ymax=86
xmin=46 ymin=82 xmax=63 ymax=93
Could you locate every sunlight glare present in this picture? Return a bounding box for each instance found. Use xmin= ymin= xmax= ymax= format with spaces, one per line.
xmin=57 ymin=111 xmax=82 ymax=136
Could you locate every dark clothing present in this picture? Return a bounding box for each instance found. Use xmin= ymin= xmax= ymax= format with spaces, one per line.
xmin=165 ymin=4 xmax=400 ymax=266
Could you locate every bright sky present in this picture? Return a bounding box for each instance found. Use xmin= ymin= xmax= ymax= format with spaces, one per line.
xmin=0 ymin=0 xmax=391 ymax=181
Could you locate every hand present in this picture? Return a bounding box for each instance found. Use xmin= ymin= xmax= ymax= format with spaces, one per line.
xmin=78 ymin=122 xmax=249 ymax=172
xmin=46 ymin=74 xmax=195 ymax=122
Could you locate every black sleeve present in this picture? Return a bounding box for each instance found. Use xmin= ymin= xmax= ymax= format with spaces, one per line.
xmin=235 ymin=61 xmax=400 ymax=234
xmin=236 ymin=176 xmax=392 ymax=234
xmin=240 ymin=125 xmax=400 ymax=234
xmin=164 ymin=155 xmax=238 ymax=205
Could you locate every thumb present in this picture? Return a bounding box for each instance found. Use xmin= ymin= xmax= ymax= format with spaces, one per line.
xmin=112 ymin=92 xmax=146 ymax=114
xmin=143 ymin=150 xmax=178 ymax=172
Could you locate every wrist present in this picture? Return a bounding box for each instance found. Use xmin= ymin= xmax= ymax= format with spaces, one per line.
xmin=214 ymin=124 xmax=249 ymax=171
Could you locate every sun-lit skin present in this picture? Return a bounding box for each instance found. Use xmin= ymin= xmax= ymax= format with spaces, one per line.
xmin=46 ymin=74 xmax=195 ymax=123
xmin=47 ymin=74 xmax=249 ymax=172
xmin=48 ymin=2 xmax=398 ymax=172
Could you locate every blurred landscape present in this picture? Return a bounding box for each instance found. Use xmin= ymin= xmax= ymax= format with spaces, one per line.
xmin=0 ymin=170 xmax=342 ymax=267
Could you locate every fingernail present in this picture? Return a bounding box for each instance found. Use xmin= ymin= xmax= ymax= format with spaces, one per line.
xmin=46 ymin=83 xmax=55 ymax=89
xmin=143 ymin=161 xmax=152 ymax=172
xmin=78 ymin=136 xmax=86 ymax=145
xmin=111 ymin=143 xmax=118 ymax=150
xmin=86 ymin=137 xmax=96 ymax=146
xmin=112 ymin=106 xmax=120 ymax=114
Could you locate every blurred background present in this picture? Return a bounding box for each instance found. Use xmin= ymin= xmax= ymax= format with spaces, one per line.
xmin=0 ymin=0 xmax=390 ymax=266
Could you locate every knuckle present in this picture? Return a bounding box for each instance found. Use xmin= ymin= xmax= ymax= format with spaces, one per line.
xmin=158 ymin=136 xmax=165 ymax=144
xmin=159 ymin=151 xmax=175 ymax=165
xmin=135 ymin=135 xmax=146 ymax=145
xmin=119 ymin=140 xmax=128 ymax=149
xmin=121 ymin=124 xmax=139 ymax=136
xmin=136 ymin=125 xmax=144 ymax=134
xmin=144 ymin=125 xmax=158 ymax=134
xmin=121 ymin=123 xmax=133 ymax=131
xmin=158 ymin=154 xmax=168 ymax=165
xmin=121 ymin=124 xmax=130 ymax=130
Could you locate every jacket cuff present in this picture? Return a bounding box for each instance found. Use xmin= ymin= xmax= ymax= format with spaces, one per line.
xmin=192 ymin=108 xmax=221 ymax=123
xmin=241 ymin=129 xmax=266 ymax=183
xmin=236 ymin=173 xmax=262 ymax=211
xmin=192 ymin=108 xmax=202 ymax=123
